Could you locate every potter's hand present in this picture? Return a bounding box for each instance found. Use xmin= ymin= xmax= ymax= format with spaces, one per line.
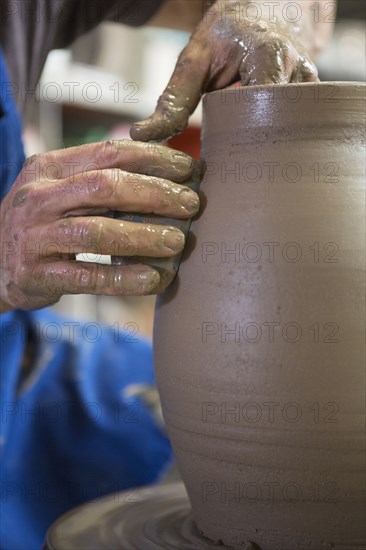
xmin=0 ymin=140 xmax=200 ymax=312
xmin=130 ymin=0 xmax=319 ymax=141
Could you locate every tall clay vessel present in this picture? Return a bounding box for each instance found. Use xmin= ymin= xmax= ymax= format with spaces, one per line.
xmin=154 ymin=83 xmax=365 ymax=550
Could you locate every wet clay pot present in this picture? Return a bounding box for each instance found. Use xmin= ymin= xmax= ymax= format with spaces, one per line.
xmin=153 ymin=83 xmax=366 ymax=550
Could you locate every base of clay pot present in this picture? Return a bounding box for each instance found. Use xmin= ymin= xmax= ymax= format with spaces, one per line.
xmin=45 ymin=480 xmax=363 ymax=550
xmin=44 ymin=482 xmax=237 ymax=550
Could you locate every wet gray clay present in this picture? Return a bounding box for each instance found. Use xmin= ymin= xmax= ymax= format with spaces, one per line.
xmin=154 ymin=83 xmax=366 ymax=550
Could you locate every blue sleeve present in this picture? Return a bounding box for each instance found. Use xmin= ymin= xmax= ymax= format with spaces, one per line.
xmin=0 ymin=309 xmax=172 ymax=550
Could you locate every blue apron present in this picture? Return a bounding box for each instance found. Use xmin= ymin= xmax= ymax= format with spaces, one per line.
xmin=0 ymin=50 xmax=172 ymax=550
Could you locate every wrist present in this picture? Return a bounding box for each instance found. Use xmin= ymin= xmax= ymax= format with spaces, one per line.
xmin=0 ymin=296 xmax=13 ymax=314
xmin=210 ymin=0 xmax=320 ymax=58
xmin=248 ymin=0 xmax=334 ymax=60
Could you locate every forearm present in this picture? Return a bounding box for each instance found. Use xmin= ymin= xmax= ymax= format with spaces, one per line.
xmin=150 ymin=0 xmax=336 ymax=59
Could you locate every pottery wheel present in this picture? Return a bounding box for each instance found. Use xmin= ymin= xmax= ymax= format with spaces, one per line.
xmin=45 ymin=482 xmax=236 ymax=550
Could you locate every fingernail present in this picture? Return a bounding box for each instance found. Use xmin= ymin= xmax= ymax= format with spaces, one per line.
xmin=172 ymin=153 xmax=193 ymax=169
xmin=139 ymin=269 xmax=160 ymax=293
xmin=162 ymin=228 xmax=185 ymax=252
xmin=130 ymin=125 xmax=142 ymax=137
xmin=132 ymin=125 xmax=143 ymax=133
xmin=130 ymin=122 xmax=148 ymax=141
xmin=179 ymin=188 xmax=200 ymax=213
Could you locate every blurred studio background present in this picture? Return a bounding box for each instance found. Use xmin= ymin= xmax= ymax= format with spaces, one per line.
xmin=22 ymin=1 xmax=366 ymax=341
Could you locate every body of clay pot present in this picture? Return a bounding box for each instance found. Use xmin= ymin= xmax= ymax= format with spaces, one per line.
xmin=153 ymin=83 xmax=366 ymax=550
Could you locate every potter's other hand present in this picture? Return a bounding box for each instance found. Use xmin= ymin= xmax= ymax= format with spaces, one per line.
xmin=131 ymin=0 xmax=322 ymax=141
xmin=0 ymin=140 xmax=200 ymax=312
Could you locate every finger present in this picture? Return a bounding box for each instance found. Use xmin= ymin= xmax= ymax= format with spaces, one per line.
xmin=20 ymin=140 xmax=199 ymax=183
xmin=239 ymin=40 xmax=296 ymax=86
xmin=36 ymin=217 xmax=185 ymax=258
xmin=31 ymin=261 xmax=161 ymax=297
xmin=130 ymin=40 xmax=211 ymax=142
xmin=291 ymin=55 xmax=318 ymax=82
xmin=21 ymin=170 xmax=200 ymax=219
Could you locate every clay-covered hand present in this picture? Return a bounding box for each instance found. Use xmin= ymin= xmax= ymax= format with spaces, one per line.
xmin=130 ymin=0 xmax=318 ymax=141
xmin=0 ymin=140 xmax=200 ymax=312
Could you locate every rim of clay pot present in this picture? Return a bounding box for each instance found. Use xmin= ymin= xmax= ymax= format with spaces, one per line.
xmin=201 ymin=81 xmax=366 ymax=133
xmin=202 ymin=81 xmax=366 ymax=102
